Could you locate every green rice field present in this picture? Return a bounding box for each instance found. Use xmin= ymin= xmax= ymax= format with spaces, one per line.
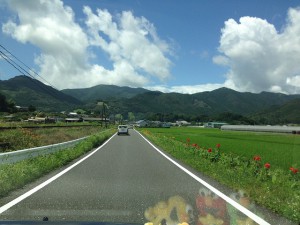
xmin=140 ymin=127 xmax=300 ymax=221
xmin=144 ymin=127 xmax=300 ymax=170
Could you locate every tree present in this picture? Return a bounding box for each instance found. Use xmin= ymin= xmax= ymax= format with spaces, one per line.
xmin=115 ymin=114 xmax=123 ymax=123
xmin=74 ymin=108 xmax=85 ymax=115
xmin=128 ymin=112 xmax=135 ymax=122
xmin=0 ymin=93 xmax=8 ymax=112
xmin=0 ymin=93 xmax=15 ymax=112
xmin=96 ymin=101 xmax=110 ymax=127
xmin=28 ymin=105 xmax=36 ymax=112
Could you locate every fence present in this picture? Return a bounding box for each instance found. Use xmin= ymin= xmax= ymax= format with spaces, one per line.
xmin=0 ymin=136 xmax=88 ymax=165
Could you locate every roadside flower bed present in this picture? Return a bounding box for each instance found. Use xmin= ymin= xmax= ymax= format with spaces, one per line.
xmin=142 ymin=130 xmax=300 ymax=222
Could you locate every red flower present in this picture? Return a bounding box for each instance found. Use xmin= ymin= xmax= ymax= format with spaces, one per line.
xmin=264 ymin=163 xmax=271 ymax=169
xmin=290 ymin=167 xmax=299 ymax=174
xmin=216 ymin=143 xmax=221 ymax=148
xmin=253 ymin=155 xmax=261 ymax=161
xmin=192 ymin=144 xmax=200 ymax=149
xmin=208 ymin=148 xmax=212 ymax=153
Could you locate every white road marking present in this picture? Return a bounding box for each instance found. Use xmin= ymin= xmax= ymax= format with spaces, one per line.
xmin=0 ymin=130 xmax=271 ymax=225
xmin=0 ymin=133 xmax=117 ymax=214
xmin=136 ymin=130 xmax=270 ymax=225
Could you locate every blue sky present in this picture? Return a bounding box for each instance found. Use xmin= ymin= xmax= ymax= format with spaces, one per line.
xmin=1 ymin=0 xmax=300 ymax=94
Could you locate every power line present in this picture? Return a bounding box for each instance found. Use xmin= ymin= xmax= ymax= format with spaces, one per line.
xmin=0 ymin=44 xmax=58 ymax=90
xmin=0 ymin=50 xmax=30 ymax=77
xmin=0 ymin=49 xmax=59 ymax=97
xmin=0 ymin=44 xmax=79 ymax=108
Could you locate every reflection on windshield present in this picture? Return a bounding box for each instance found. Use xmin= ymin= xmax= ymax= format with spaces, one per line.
xmin=144 ymin=188 xmax=258 ymax=225
xmin=145 ymin=195 xmax=193 ymax=225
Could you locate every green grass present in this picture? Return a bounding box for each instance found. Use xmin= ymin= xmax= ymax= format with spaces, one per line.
xmin=140 ymin=127 xmax=300 ymax=222
xmin=145 ymin=127 xmax=300 ymax=170
xmin=0 ymin=129 xmax=115 ymax=198
xmin=0 ymin=125 xmax=111 ymax=152
xmin=0 ymin=121 xmax=101 ymax=128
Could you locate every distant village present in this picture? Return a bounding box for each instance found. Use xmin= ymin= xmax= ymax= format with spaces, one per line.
xmin=2 ymin=104 xmax=300 ymax=134
xmin=1 ymin=105 xmax=228 ymax=129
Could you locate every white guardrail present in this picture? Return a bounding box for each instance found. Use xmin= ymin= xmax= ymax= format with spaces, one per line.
xmin=0 ymin=136 xmax=88 ymax=165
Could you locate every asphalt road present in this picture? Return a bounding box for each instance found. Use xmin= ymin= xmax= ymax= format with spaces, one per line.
xmin=0 ymin=130 xmax=295 ymax=224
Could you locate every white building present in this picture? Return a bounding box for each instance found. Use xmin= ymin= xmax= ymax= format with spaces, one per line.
xmin=176 ymin=120 xmax=190 ymax=126
xmin=221 ymin=125 xmax=300 ymax=134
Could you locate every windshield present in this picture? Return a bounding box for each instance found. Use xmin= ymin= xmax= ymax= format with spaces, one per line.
xmin=0 ymin=1 xmax=299 ymax=225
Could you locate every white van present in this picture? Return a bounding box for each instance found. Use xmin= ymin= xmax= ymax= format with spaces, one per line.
xmin=117 ymin=125 xmax=129 ymax=135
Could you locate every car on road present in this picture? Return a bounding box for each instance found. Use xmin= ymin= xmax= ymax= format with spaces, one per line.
xmin=117 ymin=125 xmax=129 ymax=135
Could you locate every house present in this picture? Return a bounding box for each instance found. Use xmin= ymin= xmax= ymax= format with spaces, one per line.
xmin=204 ymin=122 xmax=228 ymax=128
xmin=150 ymin=121 xmax=162 ymax=127
xmin=64 ymin=112 xmax=83 ymax=122
xmin=68 ymin=112 xmax=78 ymax=117
xmin=65 ymin=117 xmax=83 ymax=122
xmin=27 ymin=117 xmax=46 ymax=124
xmin=161 ymin=122 xmax=171 ymax=128
xmin=136 ymin=120 xmax=148 ymax=127
xmin=176 ymin=120 xmax=191 ymax=126
xmin=82 ymin=117 xmax=109 ymax=122
xmin=15 ymin=106 xmax=29 ymax=112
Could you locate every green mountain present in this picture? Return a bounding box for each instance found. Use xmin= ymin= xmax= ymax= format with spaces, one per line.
xmin=62 ymin=84 xmax=300 ymax=122
xmin=191 ymin=87 xmax=299 ymax=115
xmin=0 ymin=75 xmax=82 ymax=111
xmin=119 ymin=87 xmax=300 ymax=116
xmin=62 ymin=85 xmax=148 ymax=102
xmin=250 ymin=98 xmax=300 ymax=124
xmin=1 ymin=76 xmax=300 ymax=124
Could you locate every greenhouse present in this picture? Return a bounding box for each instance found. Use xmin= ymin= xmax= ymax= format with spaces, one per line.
xmin=221 ymin=125 xmax=300 ymax=134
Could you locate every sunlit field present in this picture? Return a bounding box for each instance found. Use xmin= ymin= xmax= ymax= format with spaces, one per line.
xmin=140 ymin=127 xmax=300 ymax=221
xmin=0 ymin=124 xmax=108 ymax=152
xmin=144 ymin=127 xmax=300 ymax=170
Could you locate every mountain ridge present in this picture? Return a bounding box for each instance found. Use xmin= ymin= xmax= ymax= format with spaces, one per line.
xmin=62 ymin=84 xmax=149 ymax=102
xmin=1 ymin=76 xmax=300 ymax=124
xmin=0 ymin=75 xmax=82 ymax=111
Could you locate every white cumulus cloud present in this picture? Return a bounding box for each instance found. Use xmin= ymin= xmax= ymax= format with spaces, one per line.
xmin=2 ymin=0 xmax=90 ymax=89
xmin=2 ymin=0 xmax=172 ymax=89
xmin=146 ymin=80 xmax=235 ymax=94
xmin=214 ymin=7 xmax=300 ymax=94
xmin=146 ymin=84 xmax=223 ymax=94
xmin=286 ymin=75 xmax=300 ymax=87
xmin=83 ymin=6 xmax=171 ymax=81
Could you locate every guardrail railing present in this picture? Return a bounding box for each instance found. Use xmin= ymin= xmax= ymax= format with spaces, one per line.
xmin=0 ymin=136 xmax=88 ymax=165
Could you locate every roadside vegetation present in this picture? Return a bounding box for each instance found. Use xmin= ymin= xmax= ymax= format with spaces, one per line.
xmin=0 ymin=129 xmax=115 ymax=198
xmin=140 ymin=127 xmax=300 ymax=222
xmin=0 ymin=123 xmax=107 ymax=152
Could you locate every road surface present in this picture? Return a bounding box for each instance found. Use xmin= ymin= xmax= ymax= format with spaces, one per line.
xmin=0 ymin=130 xmax=295 ymax=224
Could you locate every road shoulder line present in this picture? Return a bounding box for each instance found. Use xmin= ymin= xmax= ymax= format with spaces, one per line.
xmin=0 ymin=133 xmax=117 ymax=214
xmin=136 ymin=130 xmax=270 ymax=225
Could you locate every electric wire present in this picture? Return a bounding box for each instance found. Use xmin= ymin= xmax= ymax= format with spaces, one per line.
xmin=0 ymin=44 xmax=79 ymax=108
xmin=0 ymin=44 xmax=57 ymax=90
xmin=0 ymin=49 xmax=57 ymax=94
